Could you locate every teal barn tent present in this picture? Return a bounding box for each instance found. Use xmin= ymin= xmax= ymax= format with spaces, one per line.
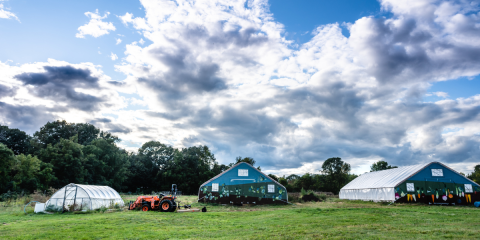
xmin=198 ymin=162 xmax=288 ymax=204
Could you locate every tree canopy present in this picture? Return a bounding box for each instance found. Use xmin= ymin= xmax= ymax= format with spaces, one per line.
xmin=321 ymin=157 xmax=354 ymax=194
xmin=467 ymin=165 xmax=480 ymax=185
xmin=370 ymin=160 xmax=397 ymax=172
xmin=0 ymin=121 xmax=368 ymax=196
xmin=0 ymin=125 xmax=31 ymax=155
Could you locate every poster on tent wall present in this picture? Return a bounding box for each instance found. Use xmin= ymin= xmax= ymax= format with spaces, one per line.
xmin=394 ymin=181 xmax=480 ymax=205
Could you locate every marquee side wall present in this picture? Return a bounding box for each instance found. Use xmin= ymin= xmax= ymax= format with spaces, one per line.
xmin=339 ymin=188 xmax=395 ymax=201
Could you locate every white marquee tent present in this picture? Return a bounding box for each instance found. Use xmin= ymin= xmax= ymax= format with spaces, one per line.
xmin=46 ymin=183 xmax=124 ymax=211
xmin=339 ymin=163 xmax=431 ymax=202
xmin=339 ymin=162 xmax=480 ymax=203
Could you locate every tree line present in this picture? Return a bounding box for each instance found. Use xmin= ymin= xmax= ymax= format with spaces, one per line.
xmin=1 ymin=121 xmax=478 ymax=196
xmin=0 ymin=121 xmax=235 ymax=195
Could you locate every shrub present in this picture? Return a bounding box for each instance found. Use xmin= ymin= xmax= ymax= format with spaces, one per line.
xmin=287 ymin=193 xmax=302 ymax=203
xmin=302 ymin=192 xmax=320 ymax=202
xmin=98 ymin=206 xmax=108 ymax=213
xmin=23 ymin=196 xmax=32 ymax=205
xmin=31 ymin=190 xmax=50 ymax=203
xmin=318 ymin=194 xmax=327 ymax=201
xmin=301 ymin=188 xmax=308 ymax=197
xmin=113 ymin=203 xmax=121 ymax=210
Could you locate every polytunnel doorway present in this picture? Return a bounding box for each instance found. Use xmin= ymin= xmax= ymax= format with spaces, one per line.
xmin=46 ymin=183 xmax=124 ymax=211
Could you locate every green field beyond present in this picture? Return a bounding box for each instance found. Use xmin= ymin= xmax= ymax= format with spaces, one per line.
xmin=1 ymin=195 xmax=480 ymax=239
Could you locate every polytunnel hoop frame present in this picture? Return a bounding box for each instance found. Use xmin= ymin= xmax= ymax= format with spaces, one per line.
xmin=47 ymin=183 xmax=122 ymax=212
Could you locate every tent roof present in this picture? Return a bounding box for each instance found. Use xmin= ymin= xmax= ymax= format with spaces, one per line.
xmin=342 ymin=161 xmax=480 ymax=190
xmin=199 ymin=162 xmax=286 ymax=189
xmin=341 ymin=162 xmax=432 ymax=190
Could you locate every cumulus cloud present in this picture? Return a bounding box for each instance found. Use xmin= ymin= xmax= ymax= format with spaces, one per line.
xmin=110 ymin=53 xmax=118 ymax=60
xmin=0 ymin=2 xmax=19 ymax=22
xmin=14 ymin=65 xmax=111 ymax=111
xmin=116 ymin=38 xmax=122 ymax=45
xmin=109 ymin=0 xmax=480 ymax=174
xmin=76 ymin=9 xmax=116 ymax=38
xmin=0 ymin=59 xmax=125 ymax=134
xmin=3 ymin=0 xmax=480 ymax=175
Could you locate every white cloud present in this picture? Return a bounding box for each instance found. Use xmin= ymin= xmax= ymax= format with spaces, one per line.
xmin=116 ymin=38 xmax=122 ymax=45
xmin=110 ymin=0 xmax=480 ymax=173
xmin=3 ymin=0 xmax=480 ymax=175
xmin=426 ymin=91 xmax=449 ymax=98
xmin=110 ymin=53 xmax=118 ymax=60
xmin=76 ymin=9 xmax=116 ymax=38
xmin=0 ymin=59 xmax=126 ymax=133
xmin=139 ymin=38 xmax=145 ymax=45
xmin=0 ymin=2 xmax=19 ymax=22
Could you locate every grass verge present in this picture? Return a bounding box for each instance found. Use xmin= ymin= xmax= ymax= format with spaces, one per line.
xmin=1 ymin=195 xmax=479 ymax=239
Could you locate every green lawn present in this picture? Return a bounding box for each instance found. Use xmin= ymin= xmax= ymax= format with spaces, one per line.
xmin=1 ymin=195 xmax=479 ymax=239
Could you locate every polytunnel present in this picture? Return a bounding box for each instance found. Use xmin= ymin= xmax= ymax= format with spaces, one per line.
xmin=46 ymin=183 xmax=124 ymax=211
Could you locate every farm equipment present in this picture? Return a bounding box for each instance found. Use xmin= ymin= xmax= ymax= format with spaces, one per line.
xmin=128 ymin=184 xmax=195 ymax=212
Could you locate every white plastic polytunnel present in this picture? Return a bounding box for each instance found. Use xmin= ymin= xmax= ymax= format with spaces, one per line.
xmin=46 ymin=183 xmax=124 ymax=211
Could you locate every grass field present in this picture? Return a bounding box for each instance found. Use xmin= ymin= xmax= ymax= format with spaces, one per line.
xmin=1 ymin=195 xmax=480 ymax=239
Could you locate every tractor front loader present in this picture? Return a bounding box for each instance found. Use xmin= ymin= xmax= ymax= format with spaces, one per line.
xmin=128 ymin=184 xmax=192 ymax=212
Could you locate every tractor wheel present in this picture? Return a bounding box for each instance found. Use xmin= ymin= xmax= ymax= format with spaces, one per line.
xmin=142 ymin=205 xmax=150 ymax=212
xmin=160 ymin=199 xmax=175 ymax=212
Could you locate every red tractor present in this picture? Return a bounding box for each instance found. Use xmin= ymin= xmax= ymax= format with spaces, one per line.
xmin=128 ymin=184 xmax=189 ymax=212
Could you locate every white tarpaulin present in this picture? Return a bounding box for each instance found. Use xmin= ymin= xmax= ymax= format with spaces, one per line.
xmin=34 ymin=203 xmax=45 ymax=213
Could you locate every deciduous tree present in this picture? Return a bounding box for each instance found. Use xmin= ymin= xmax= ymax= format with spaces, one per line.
xmin=370 ymin=161 xmax=397 ymax=172
xmin=0 ymin=125 xmax=31 ymax=155
xmin=321 ymin=157 xmax=351 ymax=194
xmin=467 ymin=165 xmax=480 ymax=185
xmin=0 ymin=143 xmax=16 ymax=192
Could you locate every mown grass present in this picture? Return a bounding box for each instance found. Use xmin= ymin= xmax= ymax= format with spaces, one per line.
xmin=1 ymin=195 xmax=479 ymax=239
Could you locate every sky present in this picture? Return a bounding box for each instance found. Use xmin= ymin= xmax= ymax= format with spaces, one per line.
xmin=1 ymin=0 xmax=480 ymax=176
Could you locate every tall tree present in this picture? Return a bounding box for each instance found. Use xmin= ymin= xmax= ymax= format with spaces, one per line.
xmin=37 ymin=137 xmax=86 ymax=188
xmin=126 ymin=141 xmax=176 ymax=193
xmin=230 ymin=156 xmax=261 ymax=170
xmin=467 ymin=165 xmax=480 ymax=185
xmin=0 ymin=143 xmax=16 ymax=192
xmin=160 ymin=146 xmax=218 ymax=195
xmin=31 ymin=120 xmax=78 ymax=150
xmin=268 ymin=174 xmax=279 ymax=182
xmin=131 ymin=143 xmax=221 ymax=195
xmin=321 ymin=157 xmax=351 ymax=194
xmin=286 ymin=174 xmax=300 ymax=182
xmin=31 ymin=121 xmax=103 ymax=155
xmin=76 ymin=123 xmax=101 ymax=145
xmin=0 ymin=125 xmax=31 ymax=155
xmin=370 ymin=161 xmax=397 ymax=172
xmin=211 ymin=162 xmax=229 ymax=175
xmin=11 ymin=154 xmax=44 ymax=192
xmin=83 ymin=138 xmax=130 ymax=191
